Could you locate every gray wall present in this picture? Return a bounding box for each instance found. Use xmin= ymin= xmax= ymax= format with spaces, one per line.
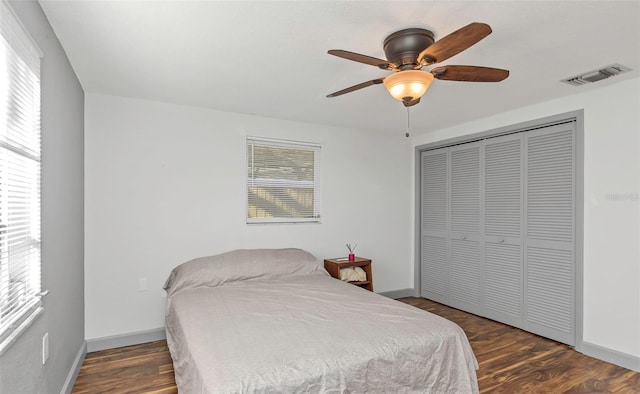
xmin=0 ymin=1 xmax=85 ymax=392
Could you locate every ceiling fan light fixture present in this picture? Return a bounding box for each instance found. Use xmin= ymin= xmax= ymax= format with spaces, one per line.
xmin=383 ymin=70 xmax=434 ymax=103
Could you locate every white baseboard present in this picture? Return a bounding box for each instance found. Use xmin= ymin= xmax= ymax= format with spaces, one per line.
xmin=60 ymin=341 xmax=86 ymax=394
xmin=582 ymin=341 xmax=640 ymax=372
xmin=86 ymin=327 xmax=166 ymax=353
xmin=377 ymin=288 xmax=416 ymax=299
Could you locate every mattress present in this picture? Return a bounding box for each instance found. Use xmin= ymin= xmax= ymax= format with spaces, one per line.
xmin=164 ymin=249 xmax=478 ymax=393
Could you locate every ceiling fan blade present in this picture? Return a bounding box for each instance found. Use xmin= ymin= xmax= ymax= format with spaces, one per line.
xmin=328 ymin=50 xmax=397 ymax=70
xmin=326 ymin=78 xmax=385 ymax=98
xmin=417 ymin=22 xmax=492 ymax=65
xmin=431 ymin=65 xmax=509 ymax=82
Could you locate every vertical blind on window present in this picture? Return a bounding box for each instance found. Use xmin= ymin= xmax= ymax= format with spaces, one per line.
xmin=247 ymin=137 xmax=321 ymax=223
xmin=0 ymin=0 xmax=43 ymax=352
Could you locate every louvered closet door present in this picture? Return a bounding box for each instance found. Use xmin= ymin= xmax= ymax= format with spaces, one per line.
xmin=420 ymin=148 xmax=449 ymax=304
xmin=524 ymin=122 xmax=576 ymax=345
xmin=448 ymin=142 xmax=482 ymax=314
xmin=483 ymin=134 xmax=524 ymax=327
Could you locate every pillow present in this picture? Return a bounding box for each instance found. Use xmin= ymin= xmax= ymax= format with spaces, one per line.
xmin=164 ymin=248 xmax=327 ymax=296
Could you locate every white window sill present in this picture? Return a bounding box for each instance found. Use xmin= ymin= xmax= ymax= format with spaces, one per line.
xmin=0 ymin=304 xmax=43 ymax=356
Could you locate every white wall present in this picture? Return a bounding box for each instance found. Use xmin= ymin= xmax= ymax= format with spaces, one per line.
xmin=85 ymin=93 xmax=412 ymax=340
xmin=412 ymin=77 xmax=640 ymax=361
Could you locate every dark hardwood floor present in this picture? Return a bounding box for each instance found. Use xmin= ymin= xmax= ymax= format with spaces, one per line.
xmin=72 ymin=297 xmax=640 ymax=393
xmin=401 ymin=298 xmax=639 ymax=393
xmin=72 ymin=339 xmax=175 ymax=394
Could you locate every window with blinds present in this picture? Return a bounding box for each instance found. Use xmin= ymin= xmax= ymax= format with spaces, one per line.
xmin=247 ymin=137 xmax=321 ymax=223
xmin=0 ymin=0 xmax=43 ymax=353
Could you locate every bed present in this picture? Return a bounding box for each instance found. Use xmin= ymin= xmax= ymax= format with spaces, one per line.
xmin=164 ymin=248 xmax=478 ymax=393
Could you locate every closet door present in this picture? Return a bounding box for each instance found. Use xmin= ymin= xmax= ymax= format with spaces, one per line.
xmin=420 ymin=148 xmax=449 ymax=304
xmin=524 ymin=122 xmax=576 ymax=345
xmin=483 ymin=134 xmax=524 ymax=327
xmin=448 ymin=142 xmax=482 ymax=314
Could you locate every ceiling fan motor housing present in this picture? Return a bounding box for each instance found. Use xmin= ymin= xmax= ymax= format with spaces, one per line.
xmin=383 ymin=28 xmax=434 ymax=68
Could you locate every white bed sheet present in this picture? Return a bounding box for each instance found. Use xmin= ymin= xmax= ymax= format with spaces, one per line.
xmin=166 ymin=273 xmax=478 ymax=393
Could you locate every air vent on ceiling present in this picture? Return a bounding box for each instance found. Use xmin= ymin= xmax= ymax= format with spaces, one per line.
xmin=562 ymin=64 xmax=632 ymax=86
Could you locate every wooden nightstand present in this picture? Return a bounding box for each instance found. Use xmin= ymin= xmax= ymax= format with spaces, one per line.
xmin=324 ymin=257 xmax=373 ymax=292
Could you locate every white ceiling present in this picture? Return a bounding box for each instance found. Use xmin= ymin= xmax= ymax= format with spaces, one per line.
xmin=38 ymin=0 xmax=640 ymax=136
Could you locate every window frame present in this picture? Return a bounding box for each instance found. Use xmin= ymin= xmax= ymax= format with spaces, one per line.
xmin=246 ymin=137 xmax=321 ymax=224
xmin=0 ymin=0 xmax=44 ymax=354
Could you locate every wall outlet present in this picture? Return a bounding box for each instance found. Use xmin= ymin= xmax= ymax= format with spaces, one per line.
xmin=42 ymin=332 xmax=49 ymax=365
xmin=138 ymin=277 xmax=148 ymax=292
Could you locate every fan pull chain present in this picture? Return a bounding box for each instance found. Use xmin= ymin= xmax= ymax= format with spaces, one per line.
xmin=405 ymin=107 xmax=411 ymax=138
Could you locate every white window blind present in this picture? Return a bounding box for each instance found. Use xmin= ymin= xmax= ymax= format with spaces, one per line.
xmin=247 ymin=137 xmax=321 ymax=223
xmin=0 ymin=0 xmax=43 ymax=353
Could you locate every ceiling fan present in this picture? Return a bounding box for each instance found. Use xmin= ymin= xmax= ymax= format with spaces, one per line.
xmin=327 ymin=22 xmax=509 ymax=107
